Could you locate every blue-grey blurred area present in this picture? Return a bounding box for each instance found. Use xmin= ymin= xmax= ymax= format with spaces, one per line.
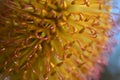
xmin=101 ymin=35 xmax=120 ymax=80
xmin=101 ymin=0 xmax=120 ymax=80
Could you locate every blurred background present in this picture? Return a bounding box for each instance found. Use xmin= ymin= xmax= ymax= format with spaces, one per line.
xmin=101 ymin=0 xmax=120 ymax=80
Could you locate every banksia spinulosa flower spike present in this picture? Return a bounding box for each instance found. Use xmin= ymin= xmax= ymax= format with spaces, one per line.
xmin=0 ymin=0 xmax=112 ymax=80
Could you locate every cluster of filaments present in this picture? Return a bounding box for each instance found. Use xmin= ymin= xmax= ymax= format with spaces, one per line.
xmin=0 ymin=0 xmax=111 ymax=80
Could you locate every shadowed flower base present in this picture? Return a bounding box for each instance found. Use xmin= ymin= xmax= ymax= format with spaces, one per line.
xmin=0 ymin=0 xmax=112 ymax=80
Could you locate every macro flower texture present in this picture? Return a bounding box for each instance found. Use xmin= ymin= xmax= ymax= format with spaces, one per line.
xmin=0 ymin=0 xmax=113 ymax=80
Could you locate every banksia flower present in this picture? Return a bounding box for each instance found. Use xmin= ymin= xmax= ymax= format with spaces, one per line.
xmin=0 ymin=0 xmax=112 ymax=80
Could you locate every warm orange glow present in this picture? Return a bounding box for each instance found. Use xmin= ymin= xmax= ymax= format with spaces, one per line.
xmin=0 ymin=0 xmax=112 ymax=80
